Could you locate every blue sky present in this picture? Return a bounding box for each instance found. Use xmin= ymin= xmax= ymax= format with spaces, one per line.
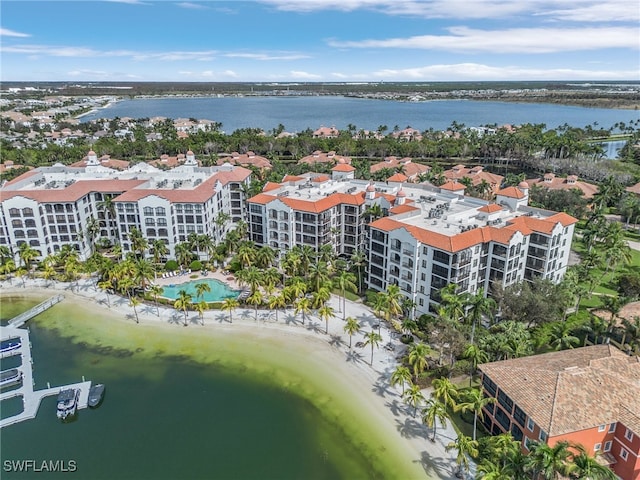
xmin=1 ymin=0 xmax=639 ymax=82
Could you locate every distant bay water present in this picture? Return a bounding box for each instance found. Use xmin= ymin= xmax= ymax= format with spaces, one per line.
xmin=80 ymin=96 xmax=639 ymax=134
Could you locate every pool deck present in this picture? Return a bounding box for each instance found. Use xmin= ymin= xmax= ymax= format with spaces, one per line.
xmin=152 ymin=269 xmax=243 ymax=292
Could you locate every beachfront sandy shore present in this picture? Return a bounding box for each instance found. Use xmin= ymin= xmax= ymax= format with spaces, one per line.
xmin=0 ymin=276 xmax=470 ymax=480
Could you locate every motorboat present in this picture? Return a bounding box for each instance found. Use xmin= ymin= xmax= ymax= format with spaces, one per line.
xmin=0 ymin=338 xmax=21 ymax=354
xmin=56 ymin=388 xmax=79 ymax=420
xmin=88 ymin=384 xmax=105 ymax=408
xmin=0 ymin=368 xmax=22 ymax=387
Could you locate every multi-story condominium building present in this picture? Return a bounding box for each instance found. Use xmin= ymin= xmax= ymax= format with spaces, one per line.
xmin=479 ymin=345 xmax=640 ymax=480
xmin=247 ymin=164 xmax=364 ymax=258
xmin=366 ymin=181 xmax=576 ymax=316
xmin=248 ymin=169 xmax=576 ymax=317
xmin=0 ymin=151 xmax=250 ymax=261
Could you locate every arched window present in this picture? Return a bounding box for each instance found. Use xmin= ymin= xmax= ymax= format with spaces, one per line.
xmin=11 ymin=219 xmax=23 ymax=228
xmin=143 ymin=207 xmax=154 ymax=216
xmin=155 ymin=207 xmax=166 ymax=216
xmin=146 ymin=229 xmax=156 ymax=237
xmin=22 ymin=208 xmax=34 ymax=217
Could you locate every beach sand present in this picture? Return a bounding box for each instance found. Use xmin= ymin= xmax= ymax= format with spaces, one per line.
xmin=0 ymin=277 xmax=465 ymax=480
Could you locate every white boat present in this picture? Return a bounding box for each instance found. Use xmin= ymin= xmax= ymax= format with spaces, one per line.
xmin=0 ymin=368 xmax=22 ymax=387
xmin=56 ymin=389 xmax=80 ymax=420
xmin=0 ymin=338 xmax=21 ymax=354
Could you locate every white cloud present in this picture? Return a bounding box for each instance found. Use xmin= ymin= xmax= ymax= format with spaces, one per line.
xmin=0 ymin=28 xmax=31 ymax=38
xmin=224 ymin=52 xmax=310 ymax=61
xmin=329 ymin=26 xmax=639 ymax=53
xmin=176 ymin=2 xmax=210 ymax=10
xmin=289 ymin=70 xmax=321 ymax=79
xmin=260 ymin=0 xmax=638 ymax=22
xmin=372 ymin=62 xmax=639 ymax=80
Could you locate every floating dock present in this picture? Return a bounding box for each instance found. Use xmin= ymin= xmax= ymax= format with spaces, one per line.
xmin=1 ymin=296 xmax=93 ymax=428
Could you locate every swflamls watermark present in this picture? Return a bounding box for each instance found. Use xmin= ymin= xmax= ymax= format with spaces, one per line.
xmin=3 ymin=460 xmax=77 ymax=473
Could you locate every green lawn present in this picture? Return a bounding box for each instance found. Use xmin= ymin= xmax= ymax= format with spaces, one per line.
xmin=570 ymin=236 xmax=640 ymax=309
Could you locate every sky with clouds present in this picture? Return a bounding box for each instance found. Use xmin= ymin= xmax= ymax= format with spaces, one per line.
xmin=1 ymin=0 xmax=638 ymax=82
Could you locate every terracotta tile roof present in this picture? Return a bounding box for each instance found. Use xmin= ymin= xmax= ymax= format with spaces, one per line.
xmin=369 ymin=157 xmax=430 ymax=179
xmin=526 ymin=175 xmax=599 ymax=199
xmin=332 ymin=163 xmax=356 ymax=172
xmin=478 ymin=203 xmax=503 ymax=213
xmin=216 ymin=152 xmax=272 ymax=169
xmin=312 ymin=175 xmax=330 ymax=183
xmin=443 ymin=165 xmax=504 ymax=192
xmin=497 ymin=186 xmax=525 ymax=199
xmin=2 ymin=179 xmax=146 ymax=203
xmin=114 ymin=168 xmax=250 ymax=203
xmin=369 ymin=217 xmax=499 ymax=252
xmin=262 ymin=182 xmax=281 ymax=192
xmin=282 ymin=175 xmax=304 ymax=182
xmin=248 ymin=191 xmax=367 ymax=213
xmin=479 ymin=345 xmax=640 ymax=437
xmin=70 ymin=155 xmax=130 ymax=170
xmin=387 ymin=173 xmax=408 ymax=182
xmin=440 ymin=181 xmax=466 ymax=191
xmin=389 ymin=204 xmax=419 ymax=215
xmin=299 ymin=150 xmax=351 ymax=165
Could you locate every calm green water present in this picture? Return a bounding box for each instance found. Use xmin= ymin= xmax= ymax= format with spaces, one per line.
xmin=161 ymin=278 xmax=240 ymax=302
xmin=0 ymin=296 xmax=402 ymax=480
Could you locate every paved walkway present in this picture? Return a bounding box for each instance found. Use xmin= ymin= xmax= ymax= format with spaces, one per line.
xmin=1 ymin=276 xmax=473 ymax=480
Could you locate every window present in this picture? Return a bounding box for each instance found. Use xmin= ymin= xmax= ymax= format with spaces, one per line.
xmin=594 ymin=443 xmax=601 ymax=452
xmin=598 ymin=424 xmax=606 ymax=432
xmin=539 ymin=430 xmax=547 ymax=442
xmin=609 ymin=423 xmax=616 ymax=433
xmin=604 ymin=441 xmax=612 ymax=452
xmin=527 ymin=418 xmax=535 ymax=432
xmin=624 ymin=428 xmax=633 ymax=441
xmin=524 ymin=437 xmax=533 ymax=451
xmin=620 ymin=448 xmax=628 ymax=461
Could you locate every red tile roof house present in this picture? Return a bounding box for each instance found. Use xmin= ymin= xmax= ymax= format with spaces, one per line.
xmin=312 ymin=126 xmax=340 ymax=138
xmin=526 ymin=173 xmax=599 ymax=199
xmin=442 ymin=165 xmax=504 ymax=195
xmin=369 ymin=156 xmax=430 ymax=182
xmin=479 ymin=345 xmax=640 ymax=480
xmin=298 ymin=150 xmax=352 ymax=166
xmin=216 ymin=152 xmax=272 ymax=169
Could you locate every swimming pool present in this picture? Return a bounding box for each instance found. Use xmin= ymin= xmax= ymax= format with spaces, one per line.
xmin=161 ymin=278 xmax=240 ymax=303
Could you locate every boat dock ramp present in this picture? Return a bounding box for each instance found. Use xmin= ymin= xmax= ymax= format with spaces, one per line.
xmin=1 ymin=295 xmax=93 ymax=428
xmin=7 ymin=294 xmax=64 ymax=328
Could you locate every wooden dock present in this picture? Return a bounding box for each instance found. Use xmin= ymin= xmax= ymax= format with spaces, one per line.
xmin=8 ymin=294 xmax=64 ymax=328
xmin=0 ymin=325 xmax=92 ymax=428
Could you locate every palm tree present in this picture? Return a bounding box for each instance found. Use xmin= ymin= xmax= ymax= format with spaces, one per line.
xmin=343 ymin=316 xmax=361 ymax=349
xmin=294 ymin=297 xmax=311 ymax=325
xmin=422 ymin=399 xmax=449 ymax=442
xmin=363 ymin=330 xmax=382 ymax=366
xmin=129 ymin=296 xmax=141 ymax=324
xmin=446 ymin=434 xmax=479 ymax=479
xmin=408 ymin=342 xmax=432 ymax=383
xmin=149 ymin=283 xmax=163 ymax=317
xmin=174 ymin=289 xmax=193 ymax=326
xmin=462 ymin=343 xmax=489 ymax=386
xmin=455 ymin=387 xmax=495 ymax=441
xmin=334 ymin=270 xmax=357 ymax=320
xmin=402 ymin=383 xmax=425 ymax=418
xmin=548 ymin=321 xmax=580 ymax=350
xmin=569 ymin=446 xmax=617 ymax=480
xmin=390 ymin=365 xmax=412 ymax=395
xmin=195 ymin=300 xmax=208 ymax=326
xmin=524 ymin=440 xmax=573 ymax=480
xmin=222 ymin=297 xmax=239 ymax=323
xmin=195 ymin=282 xmax=212 ymax=303
xmin=350 ymin=250 xmax=367 ymax=293
xmin=383 ymin=283 xmax=403 ymax=323
xmin=247 ymin=290 xmax=264 ymax=321
xmin=255 ymin=245 xmax=276 ymax=269
xmin=431 ymin=377 xmax=459 ymax=410
xmin=97 ymin=279 xmax=113 ymax=308
xmin=318 ymin=303 xmax=335 ymax=334
xmin=268 ymin=293 xmax=286 ymax=322
xmin=463 ymin=288 xmax=496 ymax=345
xmin=18 ymin=242 xmax=38 ymax=277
